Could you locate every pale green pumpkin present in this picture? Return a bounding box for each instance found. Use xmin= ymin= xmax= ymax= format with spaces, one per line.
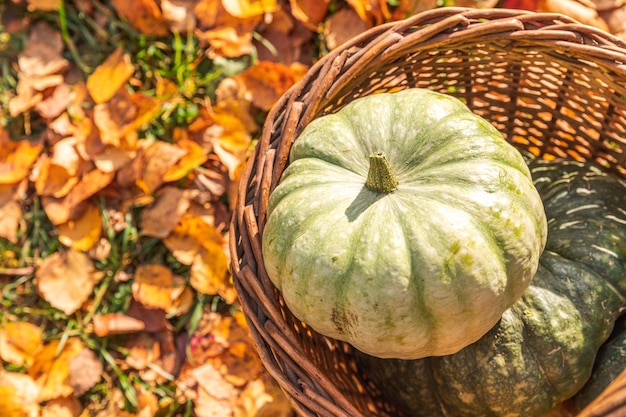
xmin=262 ymin=89 xmax=548 ymax=359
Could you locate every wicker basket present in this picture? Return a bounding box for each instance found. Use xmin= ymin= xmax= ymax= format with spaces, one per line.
xmin=229 ymin=7 xmax=626 ymax=417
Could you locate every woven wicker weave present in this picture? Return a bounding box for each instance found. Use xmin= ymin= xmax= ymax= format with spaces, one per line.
xmin=229 ymin=7 xmax=626 ymax=417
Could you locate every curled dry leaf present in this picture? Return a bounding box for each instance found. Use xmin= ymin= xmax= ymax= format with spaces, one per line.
xmin=0 ymin=372 xmax=40 ymax=417
xmin=112 ymin=0 xmax=170 ymax=37
xmin=289 ymin=0 xmax=330 ymax=28
xmin=86 ymin=47 xmax=135 ymax=104
xmin=28 ymin=338 xmax=84 ymax=401
xmin=163 ymin=138 xmax=209 ymax=182
xmin=93 ymin=313 xmax=146 ymax=337
xmin=0 ymin=322 xmax=44 ymax=367
xmin=35 ymin=249 xmax=104 ymax=315
xmin=139 ymin=186 xmax=190 ymax=239
xmin=57 ymin=202 xmax=102 ymax=251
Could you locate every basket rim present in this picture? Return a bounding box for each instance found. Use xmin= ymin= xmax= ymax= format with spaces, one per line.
xmin=230 ymin=7 xmax=626 ymax=417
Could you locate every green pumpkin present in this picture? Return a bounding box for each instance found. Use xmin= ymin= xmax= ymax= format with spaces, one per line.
xmin=356 ymin=158 xmax=626 ymax=416
xmin=262 ymin=89 xmax=548 ymax=359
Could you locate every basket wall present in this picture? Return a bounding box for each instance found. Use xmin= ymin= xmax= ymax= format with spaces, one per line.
xmin=229 ymin=7 xmax=626 ymax=417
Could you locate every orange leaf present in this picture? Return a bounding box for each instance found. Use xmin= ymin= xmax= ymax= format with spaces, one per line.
xmin=35 ymin=249 xmax=104 ymax=315
xmin=0 ymin=181 xmax=26 ymax=244
xmin=346 ymin=0 xmax=390 ymax=26
xmin=139 ymin=186 xmax=190 ymax=239
xmin=28 ymin=338 xmax=84 ymax=401
xmin=26 ymin=0 xmax=60 ymax=11
xmin=57 ymin=202 xmax=102 ymax=251
xmin=191 ymin=245 xmax=234 ymax=303
xmin=163 ymin=138 xmax=209 ymax=182
xmin=92 ymin=89 xmax=138 ymax=147
xmin=234 ymin=61 xmax=306 ymax=111
xmin=131 ymin=264 xmax=187 ymax=311
xmin=0 ymin=373 xmax=40 ymax=417
xmin=163 ymin=215 xmax=224 ymax=265
xmin=0 ymin=132 xmax=43 ymax=184
xmin=0 ymin=322 xmax=44 ymax=367
xmin=221 ymin=0 xmax=279 ymax=18
xmin=112 ymin=0 xmax=170 ymax=37
xmin=92 ymin=313 xmax=146 ymax=337
xmin=289 ymin=0 xmax=329 ymax=27
xmin=34 ymin=156 xmax=79 ymax=198
xmin=86 ymin=47 xmax=135 ymax=104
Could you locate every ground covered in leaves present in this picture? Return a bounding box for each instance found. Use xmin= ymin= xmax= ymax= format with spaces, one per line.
xmin=1 ymin=0 xmax=625 ymax=416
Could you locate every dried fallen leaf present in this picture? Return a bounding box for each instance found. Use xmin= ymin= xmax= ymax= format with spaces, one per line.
xmin=137 ymin=140 xmax=187 ymax=194
xmin=57 ymin=201 xmax=102 ymax=251
xmin=41 ymin=395 xmax=83 ymax=417
xmin=163 ymin=215 xmax=224 ymax=265
xmin=93 ymin=313 xmax=146 ymax=337
xmin=93 ymin=89 xmax=138 ymax=147
xmin=34 ymin=82 xmax=72 ymax=119
xmin=539 ymin=0 xmax=610 ymax=30
xmin=323 ymin=7 xmax=369 ymax=50
xmin=254 ymin=8 xmax=314 ymax=64
xmin=68 ymin=348 xmax=103 ymax=396
xmin=0 ymin=132 xmax=43 ymax=184
xmin=191 ymin=246 xmax=236 ymax=304
xmin=131 ymin=264 xmax=188 ymax=313
xmin=0 ymin=181 xmax=26 ymax=244
xmin=0 ymin=372 xmax=40 ymax=417
xmin=233 ymin=61 xmax=306 ymax=111
xmin=112 ymin=0 xmax=170 ymax=37
xmin=221 ymin=0 xmax=279 ymax=18
xmin=235 ymin=374 xmax=294 ymax=417
xmin=0 ymin=322 xmax=44 ymax=367
xmin=346 ymin=0 xmax=390 ymax=26
xmin=192 ymin=364 xmax=239 ymax=417
xmin=289 ymin=0 xmax=329 ymax=28
xmin=163 ymin=138 xmax=209 ymax=182
xmin=28 ymin=338 xmax=84 ymax=401
xmin=139 ymin=186 xmax=190 ymax=238
xmin=35 ymin=249 xmax=104 ymax=315
xmin=27 ymin=0 xmax=60 ymax=11
xmin=86 ymin=47 xmax=136 ymax=104
xmin=34 ymin=155 xmax=79 ymax=198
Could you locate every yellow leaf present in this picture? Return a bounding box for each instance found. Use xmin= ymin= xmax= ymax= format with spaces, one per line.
xmin=112 ymin=0 xmax=170 ymax=37
xmin=0 ymin=322 xmax=44 ymax=367
xmin=34 ymin=156 xmax=79 ymax=198
xmin=234 ymin=61 xmax=306 ymax=111
xmin=86 ymin=47 xmax=135 ymax=104
xmin=0 ymin=132 xmax=43 ymax=184
xmin=132 ymin=264 xmax=181 ymax=310
xmin=0 ymin=373 xmax=40 ymax=417
xmin=28 ymin=338 xmax=84 ymax=401
xmin=163 ymin=215 xmax=224 ymax=265
xmin=163 ymin=138 xmax=209 ymax=182
xmin=57 ymin=202 xmax=102 ymax=251
xmin=221 ymin=0 xmax=279 ymax=18
xmin=191 ymin=245 xmax=234 ymax=303
xmin=35 ymin=250 xmax=104 ymax=315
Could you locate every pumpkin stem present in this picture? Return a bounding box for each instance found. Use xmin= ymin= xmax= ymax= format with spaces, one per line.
xmin=365 ymin=152 xmax=399 ymax=193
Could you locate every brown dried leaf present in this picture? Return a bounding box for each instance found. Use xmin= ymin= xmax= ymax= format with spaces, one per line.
xmin=70 ymin=348 xmax=103 ymax=396
xmin=323 ymin=7 xmax=368 ymax=50
xmin=86 ymin=47 xmax=135 ymax=104
xmin=163 ymin=215 xmax=224 ymax=265
xmin=0 ymin=200 xmax=22 ymax=244
xmin=140 ymin=186 xmax=190 ymax=238
xmin=0 ymin=322 xmax=44 ymax=367
xmin=35 ymin=249 xmax=104 ymax=315
xmin=28 ymin=338 xmax=84 ymax=401
xmin=254 ymin=8 xmax=314 ymax=64
xmin=289 ymin=0 xmax=329 ymax=28
xmin=18 ymin=41 xmax=69 ymax=78
xmin=137 ymin=140 xmax=187 ymax=194
xmin=93 ymin=89 xmax=138 ymax=147
xmin=34 ymin=156 xmax=79 ymax=198
xmin=131 ymin=264 xmax=187 ymax=311
xmin=163 ymin=138 xmax=209 ymax=182
xmin=34 ymin=83 xmax=72 ymax=119
xmin=57 ymin=202 xmax=102 ymax=251
xmin=112 ymin=0 xmax=170 ymax=37
xmin=162 ymin=0 xmax=198 ymax=32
